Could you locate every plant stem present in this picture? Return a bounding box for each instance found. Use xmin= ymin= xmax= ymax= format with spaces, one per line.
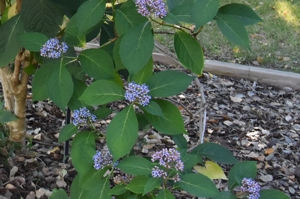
xmin=0 ymin=0 xmax=6 ymax=16
xmin=16 ymin=0 xmax=22 ymax=14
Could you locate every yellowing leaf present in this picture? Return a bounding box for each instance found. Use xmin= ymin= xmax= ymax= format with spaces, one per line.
xmin=193 ymin=161 xmax=228 ymax=180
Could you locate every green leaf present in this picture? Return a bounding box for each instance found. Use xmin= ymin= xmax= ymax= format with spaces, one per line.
xmin=172 ymin=134 xmax=188 ymax=149
xmin=70 ymin=175 xmax=88 ymax=199
xmin=170 ymin=3 xmax=193 ymax=23
xmin=109 ymin=184 xmax=127 ymax=196
xmin=115 ymin=1 xmax=148 ymax=35
xmin=180 ymin=149 xmax=201 ymax=171
xmin=100 ymin=21 xmax=115 ymax=45
xmin=228 ymin=161 xmax=257 ymax=189
xmin=120 ymin=22 xmax=154 ymax=75
xmin=0 ymin=110 xmax=17 ymax=124
xmin=174 ymin=31 xmax=204 ymax=75
xmin=218 ymin=3 xmax=262 ymax=26
xmin=143 ymin=178 xmax=161 ymax=195
xmin=79 ymin=49 xmax=115 ymax=80
xmin=191 ymin=142 xmax=238 ymax=164
xmin=65 ymin=14 xmax=86 ymax=47
xmin=79 ymin=80 xmax=125 ymax=106
xmin=18 ymin=32 xmax=48 ymax=52
xmin=126 ymin=176 xmax=149 ymax=194
xmin=215 ymin=13 xmax=250 ymax=49
xmin=260 ymin=189 xmax=290 ymax=199
xmin=68 ymin=78 xmax=88 ymax=110
xmin=85 ymin=176 xmax=111 ymax=199
xmin=146 ymin=70 xmax=194 ymax=97
xmin=46 ymin=59 xmax=74 ymax=110
xmin=71 ymin=132 xmax=95 ymax=177
xmin=58 ymin=124 xmax=77 ymax=143
xmin=142 ymin=101 xmax=164 ymax=117
xmin=21 ymin=0 xmax=63 ymax=37
xmin=92 ymin=106 xmax=112 ymax=120
xmin=107 ymin=105 xmax=138 ymax=161
xmin=80 ymin=167 xmax=109 ymax=190
xmin=113 ymin=36 xmax=126 ymax=71
xmin=23 ymin=64 xmax=37 ymax=75
xmin=49 ymin=189 xmax=69 ymax=199
xmin=192 ymin=0 xmax=219 ymax=28
xmin=32 ymin=61 xmax=57 ymax=101
xmin=131 ymin=58 xmax=153 ymax=84
xmin=0 ymin=15 xmax=24 ymax=67
xmin=212 ymin=191 xmax=237 ymax=199
xmin=178 ymin=173 xmax=219 ymax=198
xmin=76 ymin=0 xmax=106 ymax=35
xmin=144 ymin=99 xmax=187 ymax=135
xmin=156 ymin=189 xmax=175 ymax=199
xmin=117 ymin=156 xmax=152 ymax=176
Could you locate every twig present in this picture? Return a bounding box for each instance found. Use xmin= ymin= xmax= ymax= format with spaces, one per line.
xmin=0 ymin=0 xmax=5 ymax=14
xmin=167 ymin=98 xmax=193 ymax=119
xmin=16 ymin=0 xmax=22 ymax=14
xmin=194 ymin=77 xmax=206 ymax=144
xmin=153 ymin=31 xmax=174 ymax=35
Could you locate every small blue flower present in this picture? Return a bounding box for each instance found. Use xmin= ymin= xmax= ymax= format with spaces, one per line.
xmin=125 ymin=82 xmax=151 ymax=106
xmin=72 ymin=107 xmax=97 ymax=126
xmin=241 ymin=178 xmax=261 ymax=199
xmin=135 ymin=0 xmax=167 ymax=18
xmin=93 ymin=150 xmax=114 ymax=170
xmin=40 ymin=38 xmax=68 ymax=58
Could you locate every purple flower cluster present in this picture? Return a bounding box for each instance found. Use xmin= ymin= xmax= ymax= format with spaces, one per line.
xmin=151 ymin=148 xmax=184 ymax=182
xmin=40 ymin=38 xmax=68 ymax=58
xmin=241 ymin=178 xmax=261 ymax=199
xmin=124 ymin=82 xmax=151 ymax=106
xmin=72 ymin=107 xmax=97 ymax=126
xmin=93 ymin=150 xmax=114 ymax=170
xmin=135 ymin=0 xmax=168 ymax=18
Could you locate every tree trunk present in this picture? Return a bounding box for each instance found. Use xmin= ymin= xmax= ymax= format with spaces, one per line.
xmin=0 ymin=51 xmax=30 ymax=146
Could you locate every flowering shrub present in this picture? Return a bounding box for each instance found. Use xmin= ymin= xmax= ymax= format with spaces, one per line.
xmin=0 ymin=0 xmax=290 ymax=198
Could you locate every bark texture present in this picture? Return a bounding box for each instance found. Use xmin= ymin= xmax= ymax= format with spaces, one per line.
xmin=0 ymin=51 xmax=30 ymax=146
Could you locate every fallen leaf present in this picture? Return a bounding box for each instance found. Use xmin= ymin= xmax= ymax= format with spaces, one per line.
xmin=259 ymin=174 xmax=273 ymax=182
xmin=264 ymin=148 xmax=274 ymax=155
xmin=257 ymin=56 xmax=263 ymax=63
xmin=9 ymin=166 xmax=18 ymax=178
xmin=36 ymin=188 xmax=52 ymax=199
xmin=194 ymin=161 xmax=228 ymax=180
xmin=230 ymin=96 xmax=243 ymax=103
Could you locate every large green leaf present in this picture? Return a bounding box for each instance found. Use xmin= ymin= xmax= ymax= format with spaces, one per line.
xmin=144 ymin=99 xmax=187 ymax=135
xmin=212 ymin=191 xmax=237 ymax=199
xmin=174 ymin=31 xmax=204 ymax=75
xmin=215 ymin=13 xmax=250 ymax=49
xmin=142 ymin=101 xmax=164 ymax=117
xmin=117 ymin=156 xmax=152 ymax=176
xmin=120 ymin=22 xmax=154 ymax=75
xmin=79 ymin=49 xmax=115 ymax=80
xmin=0 ymin=110 xmax=17 ymax=124
xmin=143 ymin=178 xmax=162 ymax=195
xmin=260 ymin=190 xmax=290 ymax=199
xmin=218 ymin=3 xmax=262 ymax=26
xmin=46 ymin=59 xmax=74 ymax=110
xmin=21 ymin=0 xmax=63 ymax=37
xmin=80 ymin=167 xmax=109 ymax=190
xmin=68 ymin=78 xmax=88 ymax=110
xmin=109 ymin=184 xmax=127 ymax=196
xmin=85 ymin=176 xmax=111 ymax=199
xmin=228 ymin=161 xmax=257 ymax=189
xmin=58 ymin=124 xmax=77 ymax=143
xmin=79 ymin=80 xmax=125 ymax=106
xmin=192 ymin=0 xmax=219 ymax=28
xmin=106 ymin=105 xmax=138 ymax=161
xmin=126 ymin=176 xmax=149 ymax=194
xmin=191 ymin=142 xmax=238 ymax=164
xmin=156 ymin=189 xmax=175 ymax=199
xmin=113 ymin=36 xmax=126 ymax=71
xmin=18 ymin=32 xmax=48 ymax=52
xmin=71 ymin=132 xmax=95 ymax=177
xmin=65 ymin=14 xmax=86 ymax=47
xmin=76 ymin=0 xmax=106 ymax=35
xmin=180 ymin=149 xmax=201 ymax=171
xmin=131 ymin=58 xmax=153 ymax=84
xmin=49 ymin=189 xmax=69 ymax=199
xmin=70 ymin=175 xmax=88 ymax=199
xmin=146 ymin=70 xmax=194 ymax=97
xmin=178 ymin=173 xmax=219 ymax=198
xmin=0 ymin=15 xmax=24 ymax=67
xmin=32 ymin=61 xmax=57 ymax=101
xmin=115 ymin=1 xmax=148 ymax=36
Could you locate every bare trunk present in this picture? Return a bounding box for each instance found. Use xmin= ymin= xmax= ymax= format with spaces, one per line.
xmin=0 ymin=0 xmax=5 ymax=15
xmin=0 ymin=51 xmax=30 ymax=146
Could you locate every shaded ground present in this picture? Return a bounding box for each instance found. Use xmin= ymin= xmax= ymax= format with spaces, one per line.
xmin=0 ymin=65 xmax=299 ymax=198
